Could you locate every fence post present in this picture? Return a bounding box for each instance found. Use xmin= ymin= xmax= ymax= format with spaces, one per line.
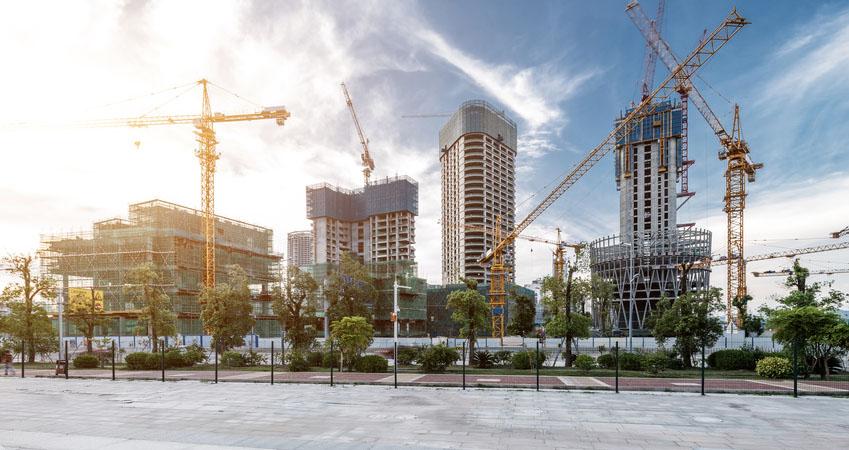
xmin=792 ymin=339 xmax=798 ymax=398
xmin=112 ymin=341 xmax=116 ymax=381
xmin=614 ymin=341 xmax=619 ymax=394
xmin=330 ymin=339 xmax=334 ymax=387
xmin=394 ymin=341 xmax=398 ymax=389
xmin=700 ymin=342 xmax=705 ymax=396
xmin=160 ymin=340 xmax=165 ymax=382
xmin=271 ymin=340 xmax=275 ymax=386
xmin=462 ymin=341 xmax=466 ymax=391
xmin=21 ymin=341 xmax=25 ymax=379
xmin=65 ymin=341 xmax=69 ymax=380
xmin=281 ymin=337 xmax=285 ymax=370
xmin=214 ymin=342 xmax=218 ymax=384
xmin=535 ymin=341 xmax=540 ymax=392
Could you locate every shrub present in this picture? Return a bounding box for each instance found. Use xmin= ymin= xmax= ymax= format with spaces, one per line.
xmin=307 ymin=351 xmax=324 ymax=367
xmin=709 ymin=349 xmax=756 ymax=371
xmin=125 ymin=352 xmax=160 ymax=370
xmin=355 ymin=354 xmax=388 ymax=373
xmin=164 ymin=349 xmax=186 ymax=368
xmin=243 ymin=350 xmax=267 ymax=367
xmin=474 ymin=350 xmax=494 ymax=369
xmin=183 ymin=344 xmax=206 ymax=365
xmin=396 ymin=347 xmax=420 ymax=366
xmin=322 ymin=350 xmax=340 ymax=369
xmin=618 ymin=352 xmax=644 ymax=371
xmin=493 ymin=350 xmax=513 ymax=366
xmin=73 ymin=353 xmax=100 ymax=369
xmin=419 ymin=345 xmax=460 ymax=373
xmin=643 ymin=352 xmax=669 ymax=374
xmin=511 ymin=350 xmax=547 ymax=370
xmin=221 ymin=351 xmax=245 ymax=367
xmin=574 ymin=354 xmax=595 ymax=373
xmin=756 ymin=356 xmax=793 ymax=379
xmin=287 ymin=352 xmax=310 ymax=372
xmin=597 ymin=353 xmax=616 ymax=369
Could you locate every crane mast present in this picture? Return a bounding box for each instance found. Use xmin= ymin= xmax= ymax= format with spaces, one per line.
xmin=479 ymin=6 xmax=749 ymax=338
xmin=341 ymin=82 xmax=376 ymax=185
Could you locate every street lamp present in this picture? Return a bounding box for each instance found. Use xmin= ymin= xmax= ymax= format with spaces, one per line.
xmin=393 ymin=277 xmax=412 ymax=345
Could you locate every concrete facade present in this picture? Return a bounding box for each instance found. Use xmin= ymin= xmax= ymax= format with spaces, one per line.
xmin=440 ymin=100 xmax=516 ymax=286
xmin=286 ymin=230 xmax=313 ymax=268
xmin=306 ymin=175 xmax=418 ymax=265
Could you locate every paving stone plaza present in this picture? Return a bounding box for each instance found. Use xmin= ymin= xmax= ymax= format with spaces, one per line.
xmin=0 ymin=378 xmax=847 ymax=449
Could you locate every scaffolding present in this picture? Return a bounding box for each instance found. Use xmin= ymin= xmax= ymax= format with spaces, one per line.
xmin=39 ymin=199 xmax=281 ymax=336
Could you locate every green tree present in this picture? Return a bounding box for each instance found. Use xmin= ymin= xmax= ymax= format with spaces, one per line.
xmin=506 ymin=288 xmax=535 ymax=338
xmin=649 ymin=288 xmax=724 ymax=368
xmin=1 ymin=255 xmax=57 ymax=362
xmin=330 ymin=316 xmax=374 ymax=371
xmin=200 ymin=265 xmax=256 ymax=352
xmin=446 ymin=278 xmax=489 ymax=358
xmin=325 ymin=253 xmax=376 ymax=323
xmin=67 ymin=287 xmax=111 ymax=353
xmin=272 ymin=266 xmax=319 ymax=351
xmin=125 ymin=262 xmax=176 ymax=352
xmin=542 ymin=264 xmax=591 ymax=367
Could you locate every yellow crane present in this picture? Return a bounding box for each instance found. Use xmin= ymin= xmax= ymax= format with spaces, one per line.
xmin=479 ymin=6 xmax=749 ymax=339
xmin=9 ymin=79 xmax=290 ymax=288
xmin=341 ymin=82 xmax=376 ymax=185
xmin=627 ymin=1 xmax=763 ymax=327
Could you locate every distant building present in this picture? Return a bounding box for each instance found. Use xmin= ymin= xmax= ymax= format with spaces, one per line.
xmin=306 ymin=175 xmax=417 ymax=265
xmin=39 ymin=199 xmax=281 ymax=337
xmin=287 ymin=230 xmax=313 ymax=268
xmin=440 ymin=100 xmax=517 ymax=286
xmin=524 ymin=278 xmax=544 ymax=326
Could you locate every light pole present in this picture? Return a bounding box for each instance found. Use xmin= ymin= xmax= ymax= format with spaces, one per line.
xmin=57 ymin=284 xmax=64 ymax=361
xmin=393 ymin=277 xmax=411 ymax=344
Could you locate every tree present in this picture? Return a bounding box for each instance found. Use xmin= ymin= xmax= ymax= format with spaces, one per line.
xmin=200 ymin=265 xmax=256 ymax=352
xmin=272 ymin=266 xmax=319 ymax=351
xmin=1 ymin=255 xmax=57 ymax=362
xmin=67 ymin=287 xmax=111 ymax=353
xmin=542 ymin=264 xmax=591 ymax=367
xmin=506 ymin=288 xmax=535 ymax=338
xmin=649 ymin=288 xmax=724 ymax=368
xmin=325 ymin=253 xmax=376 ymax=323
xmin=330 ymin=316 xmax=374 ymax=371
xmin=447 ymin=278 xmax=489 ymax=358
xmin=763 ymin=260 xmax=849 ymax=379
xmin=124 ymin=262 xmax=176 ymax=352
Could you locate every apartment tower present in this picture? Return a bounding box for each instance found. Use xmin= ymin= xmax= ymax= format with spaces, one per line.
xmin=286 ymin=230 xmax=313 ymax=268
xmin=440 ymin=100 xmax=517 ymax=285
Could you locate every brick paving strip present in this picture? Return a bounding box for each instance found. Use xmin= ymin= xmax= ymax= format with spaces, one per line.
xmin=18 ymin=368 xmax=849 ymax=394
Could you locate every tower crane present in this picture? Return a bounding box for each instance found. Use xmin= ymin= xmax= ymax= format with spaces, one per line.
xmin=627 ymin=1 xmax=763 ymax=327
xmin=710 ymin=240 xmax=849 ymax=266
xmin=832 ymin=226 xmax=849 ymax=239
xmin=6 ymin=79 xmax=290 ymax=288
xmin=341 ymin=83 xmax=376 ymax=185
xmin=479 ymin=7 xmax=749 ymax=339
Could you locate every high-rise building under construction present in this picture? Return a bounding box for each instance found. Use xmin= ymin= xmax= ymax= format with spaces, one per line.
xmin=589 ymin=101 xmax=711 ymax=333
xmin=39 ymin=199 xmax=281 ymax=337
xmin=440 ymin=100 xmax=516 ymax=285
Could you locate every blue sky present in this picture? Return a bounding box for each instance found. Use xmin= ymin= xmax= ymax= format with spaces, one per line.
xmin=1 ymin=0 xmax=847 ymax=309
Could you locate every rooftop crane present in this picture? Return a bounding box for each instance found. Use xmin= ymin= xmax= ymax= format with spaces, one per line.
xmin=753 ymin=268 xmax=849 ymax=277
xmin=6 ymin=79 xmax=290 ymax=288
xmin=638 ymin=0 xmax=666 ymax=100
xmin=627 ymin=0 xmax=763 ymax=327
xmin=341 ymin=83 xmax=376 ymax=185
xmin=479 ymin=7 xmax=749 ymax=339
xmin=832 ymin=226 xmax=849 ymax=239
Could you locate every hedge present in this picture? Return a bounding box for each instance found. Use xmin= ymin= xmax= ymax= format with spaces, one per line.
xmin=73 ymin=353 xmax=100 ymax=369
xmin=354 ymin=354 xmax=388 ymax=373
xmin=756 ymin=356 xmax=792 ymax=379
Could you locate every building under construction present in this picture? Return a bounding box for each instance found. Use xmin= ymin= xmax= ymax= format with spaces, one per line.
xmin=589 ymin=101 xmax=711 ymax=334
xmin=39 ymin=199 xmax=281 ymax=337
